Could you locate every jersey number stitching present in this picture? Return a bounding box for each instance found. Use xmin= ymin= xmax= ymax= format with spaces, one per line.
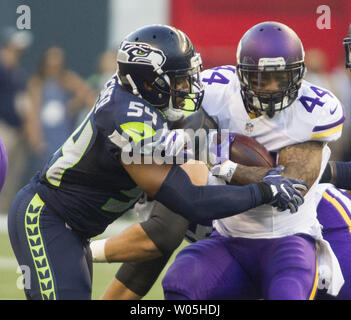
xmin=299 ymin=86 xmax=332 ymax=113
xmin=202 ymin=66 xmax=235 ymax=85
xmin=46 ymin=118 xmax=94 ymax=187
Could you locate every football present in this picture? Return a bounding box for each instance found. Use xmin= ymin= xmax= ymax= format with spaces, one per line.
xmin=229 ymin=133 xmax=275 ymax=168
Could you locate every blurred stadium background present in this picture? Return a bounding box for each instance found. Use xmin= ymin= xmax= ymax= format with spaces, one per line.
xmin=0 ymin=0 xmax=351 ymax=300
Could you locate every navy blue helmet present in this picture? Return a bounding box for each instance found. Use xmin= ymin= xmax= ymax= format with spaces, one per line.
xmin=117 ymin=24 xmax=204 ymax=121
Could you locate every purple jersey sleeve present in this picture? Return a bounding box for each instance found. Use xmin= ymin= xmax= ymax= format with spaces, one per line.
xmin=0 ymin=138 xmax=8 ymax=192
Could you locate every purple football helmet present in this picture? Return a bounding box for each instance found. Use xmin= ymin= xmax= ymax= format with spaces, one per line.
xmin=343 ymin=24 xmax=351 ymax=70
xmin=236 ymin=21 xmax=305 ymax=118
xmin=0 ymin=138 xmax=8 ymax=193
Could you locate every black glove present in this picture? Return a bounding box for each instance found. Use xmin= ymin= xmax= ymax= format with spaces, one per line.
xmin=263 ymin=165 xmax=307 ymax=214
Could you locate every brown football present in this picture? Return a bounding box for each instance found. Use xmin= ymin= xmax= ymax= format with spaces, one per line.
xmin=229 ymin=133 xmax=275 ymax=167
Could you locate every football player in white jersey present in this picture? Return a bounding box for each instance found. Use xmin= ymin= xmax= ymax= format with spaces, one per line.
xmin=91 ymin=22 xmax=351 ymax=300
xmin=160 ymin=21 xmax=345 ymax=300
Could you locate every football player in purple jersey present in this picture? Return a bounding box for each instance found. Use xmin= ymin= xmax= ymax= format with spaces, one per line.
xmin=0 ymin=137 xmax=8 ymax=193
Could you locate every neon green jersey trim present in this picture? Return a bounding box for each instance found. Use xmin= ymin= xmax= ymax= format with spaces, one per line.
xmin=25 ymin=193 xmax=56 ymax=300
xmin=120 ymin=122 xmax=156 ymax=145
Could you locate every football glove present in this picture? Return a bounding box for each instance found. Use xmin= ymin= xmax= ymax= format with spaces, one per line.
xmin=263 ymin=165 xmax=307 ymax=214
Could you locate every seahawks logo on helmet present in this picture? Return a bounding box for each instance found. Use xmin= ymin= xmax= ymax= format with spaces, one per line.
xmin=118 ymin=41 xmax=166 ymax=68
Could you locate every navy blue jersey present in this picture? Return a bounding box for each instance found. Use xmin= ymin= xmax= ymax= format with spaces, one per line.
xmin=32 ymin=75 xmax=169 ymax=238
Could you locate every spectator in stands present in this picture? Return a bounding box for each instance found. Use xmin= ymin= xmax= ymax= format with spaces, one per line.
xmin=87 ymin=50 xmax=117 ymax=92
xmin=24 ymin=46 xmax=97 ymax=178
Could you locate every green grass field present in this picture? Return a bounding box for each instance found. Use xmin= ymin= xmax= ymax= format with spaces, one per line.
xmin=0 ymin=217 xmax=188 ymax=300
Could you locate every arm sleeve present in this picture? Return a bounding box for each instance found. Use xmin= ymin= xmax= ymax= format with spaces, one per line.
xmin=334 ymin=161 xmax=351 ymax=189
xmin=116 ymin=201 xmax=189 ymax=296
xmin=321 ymin=161 xmax=351 ymax=190
xmin=140 ymin=201 xmax=189 ymax=255
xmin=116 ymin=255 xmax=172 ymax=297
xmin=154 ymin=165 xmax=270 ymax=223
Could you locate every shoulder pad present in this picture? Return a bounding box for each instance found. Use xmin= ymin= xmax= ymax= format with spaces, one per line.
xmin=295 ymin=81 xmax=345 ymax=142
xmin=94 ymin=81 xmax=168 ymax=156
xmin=201 ymin=65 xmax=237 ymax=87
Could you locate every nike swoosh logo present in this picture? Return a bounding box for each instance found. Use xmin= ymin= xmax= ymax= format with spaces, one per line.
xmin=129 ymin=128 xmax=145 ymax=137
xmin=330 ymin=105 xmax=338 ymax=115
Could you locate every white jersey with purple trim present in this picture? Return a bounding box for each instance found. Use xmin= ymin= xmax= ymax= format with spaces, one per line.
xmin=201 ymin=65 xmax=345 ymax=239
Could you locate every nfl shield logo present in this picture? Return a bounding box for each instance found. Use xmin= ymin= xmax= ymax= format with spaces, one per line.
xmin=245 ymin=122 xmax=254 ymax=134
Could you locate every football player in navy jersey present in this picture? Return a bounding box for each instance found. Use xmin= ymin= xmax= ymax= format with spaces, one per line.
xmin=7 ymin=24 xmax=305 ymax=300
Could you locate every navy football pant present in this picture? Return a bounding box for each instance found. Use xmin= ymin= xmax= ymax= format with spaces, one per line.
xmin=8 ymin=184 xmax=92 ymax=300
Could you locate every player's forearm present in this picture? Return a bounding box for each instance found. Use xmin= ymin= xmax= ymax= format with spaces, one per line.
xmin=125 ymin=160 xmax=271 ymax=222
xmin=230 ymin=164 xmax=268 ymax=185
xmin=154 ymin=165 xmax=272 ymax=222
xmin=91 ymin=223 xmax=162 ymax=263
xmin=278 ymin=141 xmax=324 ymax=192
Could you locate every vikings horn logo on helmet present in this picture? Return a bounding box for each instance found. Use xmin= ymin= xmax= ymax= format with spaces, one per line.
xmin=119 ymin=41 xmax=166 ymax=68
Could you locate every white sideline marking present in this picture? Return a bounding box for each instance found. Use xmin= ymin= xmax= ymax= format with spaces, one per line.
xmin=0 ymin=256 xmax=18 ymax=269
xmin=0 ymin=215 xmax=7 ymax=233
